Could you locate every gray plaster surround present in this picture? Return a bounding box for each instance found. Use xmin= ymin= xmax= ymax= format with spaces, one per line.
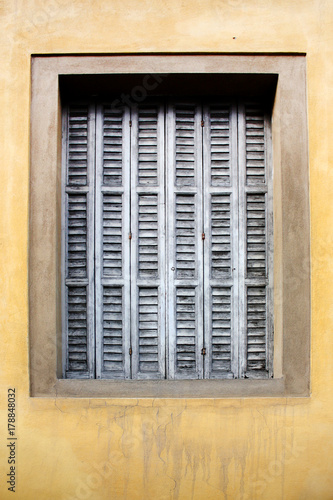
xmin=29 ymin=54 xmax=310 ymax=398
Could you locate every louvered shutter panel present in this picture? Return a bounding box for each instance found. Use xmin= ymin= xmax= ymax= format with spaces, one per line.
xmin=130 ymin=103 xmax=166 ymax=379
xmin=95 ymin=104 xmax=131 ymax=379
xmin=203 ymin=102 xmax=238 ymax=378
xmin=62 ymin=104 xmax=95 ymax=378
xmin=62 ymin=97 xmax=274 ymax=382
xmin=238 ymin=102 xmax=273 ymax=378
xmin=167 ymin=101 xmax=204 ymax=379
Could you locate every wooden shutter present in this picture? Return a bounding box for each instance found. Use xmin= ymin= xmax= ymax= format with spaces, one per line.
xmin=202 ymin=102 xmax=238 ymax=379
xmin=62 ymin=97 xmax=273 ymax=382
xmin=62 ymin=103 xmax=96 ymax=378
xmin=166 ymin=101 xmax=204 ymax=379
xmin=94 ymin=104 xmax=131 ymax=379
xmin=238 ymin=102 xmax=273 ymax=378
xmin=130 ymin=103 xmax=166 ymax=379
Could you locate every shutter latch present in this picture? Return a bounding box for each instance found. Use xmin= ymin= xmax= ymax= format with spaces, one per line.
xmin=129 ymin=347 xmax=132 ymax=356
xmin=201 ymin=120 xmax=204 ymax=127
xmin=129 ymin=232 xmax=132 ymax=240
xmin=129 ymin=120 xmax=132 ymax=127
xmin=201 ymin=347 xmax=206 ymax=356
xmin=202 ymin=233 xmax=205 ymax=240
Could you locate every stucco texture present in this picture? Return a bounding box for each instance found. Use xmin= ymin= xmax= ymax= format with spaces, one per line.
xmin=0 ymin=0 xmax=333 ymax=499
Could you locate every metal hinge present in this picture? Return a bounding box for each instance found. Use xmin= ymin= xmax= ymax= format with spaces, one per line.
xmin=129 ymin=347 xmax=132 ymax=356
xmin=201 ymin=347 xmax=206 ymax=356
xmin=202 ymin=233 xmax=205 ymax=240
xmin=201 ymin=120 xmax=204 ymax=127
xmin=129 ymin=120 xmax=132 ymax=127
xmin=129 ymin=232 xmax=132 ymax=240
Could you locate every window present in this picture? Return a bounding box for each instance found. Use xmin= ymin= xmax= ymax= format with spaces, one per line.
xmin=63 ymin=98 xmax=273 ymax=380
xmin=30 ymin=55 xmax=310 ymax=397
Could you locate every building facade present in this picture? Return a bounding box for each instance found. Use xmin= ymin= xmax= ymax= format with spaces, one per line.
xmin=0 ymin=0 xmax=332 ymax=498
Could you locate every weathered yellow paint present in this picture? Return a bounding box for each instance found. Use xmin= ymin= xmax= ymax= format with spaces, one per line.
xmin=0 ymin=0 xmax=332 ymax=498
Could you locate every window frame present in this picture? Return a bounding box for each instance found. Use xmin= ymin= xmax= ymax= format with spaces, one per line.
xmin=29 ymin=54 xmax=310 ymax=398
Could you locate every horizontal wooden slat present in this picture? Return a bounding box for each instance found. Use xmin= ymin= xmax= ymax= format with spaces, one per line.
xmin=137 ymin=105 xmax=159 ymax=186
xmin=208 ymin=104 xmax=231 ymax=186
xmin=211 ymin=287 xmax=232 ymax=375
xmin=103 ymin=106 xmax=123 ymax=187
xmin=102 ymin=194 xmax=123 ymax=277
xmin=67 ymin=105 xmax=89 ymax=187
xmin=175 ymin=104 xmax=197 ymax=187
xmin=211 ymin=194 xmax=231 ymax=278
xmin=138 ymin=194 xmax=159 ymax=278
xmin=176 ymin=287 xmax=198 ymax=375
xmin=66 ymin=286 xmax=88 ymax=373
xmin=102 ymin=286 xmax=125 ymax=374
xmin=138 ymin=287 xmax=160 ymax=374
xmin=246 ymin=286 xmax=268 ymax=373
xmin=66 ymin=193 xmax=88 ymax=279
xmin=176 ymin=194 xmax=197 ymax=279
xmin=245 ymin=104 xmax=266 ymax=186
xmin=246 ymin=193 xmax=267 ymax=278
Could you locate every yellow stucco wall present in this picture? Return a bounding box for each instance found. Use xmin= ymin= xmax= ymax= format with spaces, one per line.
xmin=0 ymin=0 xmax=332 ymax=498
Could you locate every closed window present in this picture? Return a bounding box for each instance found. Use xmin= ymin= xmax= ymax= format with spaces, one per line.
xmin=62 ymin=97 xmax=273 ymax=380
xmin=30 ymin=55 xmax=310 ymax=397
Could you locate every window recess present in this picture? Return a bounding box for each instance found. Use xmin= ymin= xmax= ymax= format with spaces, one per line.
xmin=62 ymin=97 xmax=273 ymax=381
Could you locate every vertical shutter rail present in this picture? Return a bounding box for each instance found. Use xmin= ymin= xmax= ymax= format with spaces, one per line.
xmin=167 ymin=101 xmax=204 ymax=379
xmin=131 ymin=102 xmax=166 ymax=379
xmin=95 ymin=104 xmax=131 ymax=379
xmin=62 ymin=103 xmax=96 ymax=378
xmin=239 ymin=102 xmax=273 ymax=379
xmin=203 ymin=102 xmax=237 ymax=379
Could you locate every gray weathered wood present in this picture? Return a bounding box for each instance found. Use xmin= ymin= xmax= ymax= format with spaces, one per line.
xmin=95 ymin=103 xmax=131 ymax=379
xmin=166 ymin=100 xmax=204 ymax=379
xmin=238 ymin=102 xmax=273 ymax=379
xmin=62 ymin=97 xmax=274 ymax=381
xmin=203 ymin=101 xmax=238 ymax=379
xmin=265 ymin=110 xmax=274 ymax=377
xmin=62 ymin=103 xmax=96 ymax=378
xmin=131 ymin=102 xmax=166 ymax=379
